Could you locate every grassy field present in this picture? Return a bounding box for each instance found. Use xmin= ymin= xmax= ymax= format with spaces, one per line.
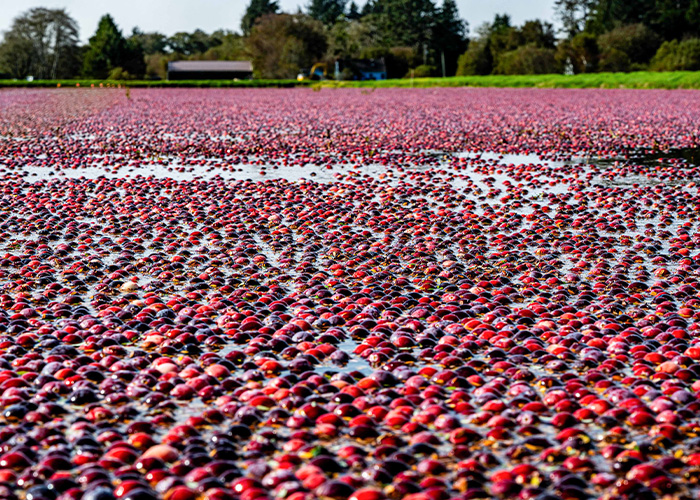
xmin=321 ymin=71 xmax=700 ymax=89
xmin=4 ymin=72 xmax=700 ymax=89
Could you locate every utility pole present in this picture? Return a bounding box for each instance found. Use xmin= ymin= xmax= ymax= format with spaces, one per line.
xmin=441 ymin=51 xmax=446 ymax=78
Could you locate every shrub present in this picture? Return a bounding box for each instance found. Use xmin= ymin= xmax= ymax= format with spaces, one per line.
xmin=556 ymin=33 xmax=599 ymax=74
xmin=108 ymin=67 xmax=134 ymax=80
xmin=651 ymin=39 xmax=700 ymax=71
xmin=409 ymin=65 xmax=435 ymax=78
xmin=597 ymin=24 xmax=660 ymax=67
xmin=456 ymin=39 xmax=491 ymax=75
xmin=598 ymin=48 xmax=631 ymax=72
xmin=494 ymin=45 xmax=559 ymax=75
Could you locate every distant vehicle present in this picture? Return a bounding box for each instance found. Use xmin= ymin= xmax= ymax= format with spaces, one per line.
xmin=297 ymin=63 xmax=328 ymax=81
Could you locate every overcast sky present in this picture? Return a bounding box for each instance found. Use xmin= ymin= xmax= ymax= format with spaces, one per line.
xmin=3 ymin=0 xmax=556 ymax=42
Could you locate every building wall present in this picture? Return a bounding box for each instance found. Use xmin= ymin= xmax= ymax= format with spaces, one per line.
xmin=168 ymin=71 xmax=253 ymax=80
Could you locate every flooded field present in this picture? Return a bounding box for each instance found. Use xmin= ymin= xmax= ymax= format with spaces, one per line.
xmin=1 ymin=87 xmax=700 ymax=500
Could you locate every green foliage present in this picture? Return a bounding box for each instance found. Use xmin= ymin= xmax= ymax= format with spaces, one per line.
xmin=409 ymin=64 xmax=435 ymax=77
xmin=598 ymin=47 xmax=630 ymax=72
xmin=556 ymin=32 xmax=599 ymax=73
xmin=242 ymin=0 xmax=280 ymax=36
xmin=495 ymin=45 xmax=560 ymax=74
xmin=372 ymin=0 xmax=438 ymax=48
xmin=555 ymin=0 xmax=595 ymax=38
xmin=597 ymin=24 xmax=660 ymax=67
xmin=167 ymin=30 xmax=220 ymax=55
xmin=83 ymin=15 xmax=128 ymax=79
xmin=651 ymin=39 xmax=700 ymax=71
xmin=433 ymin=0 xmax=468 ymax=75
xmin=201 ymin=32 xmax=246 ymax=61
xmin=456 ymin=38 xmax=492 ymax=75
xmin=457 ymin=16 xmax=555 ymax=76
xmin=9 ymin=71 xmax=700 ymax=89
xmin=308 ymin=0 xmax=348 ymax=26
xmin=108 ymin=67 xmax=134 ymax=80
xmin=129 ymin=29 xmax=168 ymax=55
xmin=0 ymin=8 xmax=80 ymax=79
xmin=246 ymin=14 xmax=328 ymax=79
xmin=347 ymin=2 xmax=362 ymax=20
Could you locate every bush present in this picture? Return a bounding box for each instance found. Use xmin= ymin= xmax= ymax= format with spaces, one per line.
xmin=456 ymin=39 xmax=491 ymax=75
xmin=408 ymin=65 xmax=435 ymax=78
xmin=597 ymin=24 xmax=660 ymax=67
xmin=495 ymin=45 xmax=559 ymax=75
xmin=108 ymin=66 xmax=134 ymax=80
xmin=598 ymin=48 xmax=631 ymax=72
xmin=651 ymin=39 xmax=700 ymax=71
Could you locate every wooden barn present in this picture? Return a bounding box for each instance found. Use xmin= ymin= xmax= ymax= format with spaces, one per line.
xmin=167 ymin=61 xmax=253 ymax=80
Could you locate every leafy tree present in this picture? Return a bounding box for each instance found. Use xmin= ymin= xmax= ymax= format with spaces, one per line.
xmin=202 ymin=31 xmax=246 ymax=60
xmin=556 ymin=31 xmax=598 ymax=73
xmin=308 ymin=0 xmax=348 ymax=26
xmin=128 ymin=28 xmax=168 ymax=55
xmin=0 ymin=7 xmax=80 ymax=79
xmin=495 ymin=45 xmax=559 ymax=74
xmin=241 ymin=0 xmax=280 ymax=35
xmin=648 ymin=0 xmax=695 ymax=40
xmin=554 ymin=0 xmax=595 ymax=38
xmin=456 ymin=36 xmax=493 ymax=75
xmin=246 ymin=13 xmax=328 ymax=78
xmin=83 ymin=15 xmax=128 ymax=78
xmin=167 ymin=29 xmax=219 ymax=55
xmin=597 ymin=24 xmax=660 ymax=67
xmin=651 ymin=38 xmax=700 ymax=70
xmin=519 ymin=20 xmax=556 ymax=49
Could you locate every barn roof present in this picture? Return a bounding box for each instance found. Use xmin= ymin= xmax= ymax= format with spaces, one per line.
xmin=168 ymin=61 xmax=253 ymax=72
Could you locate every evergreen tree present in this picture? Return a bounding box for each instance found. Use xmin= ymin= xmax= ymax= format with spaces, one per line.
xmin=433 ymin=0 xmax=467 ymax=75
xmin=241 ymin=0 xmax=280 ymax=36
xmin=373 ymin=0 xmax=438 ymax=49
xmin=308 ymin=0 xmax=348 ymax=26
xmin=347 ymin=1 xmax=362 ymax=20
xmin=83 ymin=15 xmax=128 ymax=78
xmin=554 ymin=0 xmax=595 ymax=38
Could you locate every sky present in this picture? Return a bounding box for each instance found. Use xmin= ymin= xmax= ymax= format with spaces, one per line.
xmin=3 ymin=0 xmax=556 ymax=42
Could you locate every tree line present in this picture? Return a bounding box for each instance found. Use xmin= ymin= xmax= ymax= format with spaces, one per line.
xmin=460 ymin=0 xmax=700 ymax=75
xmin=2 ymin=0 xmax=700 ymax=81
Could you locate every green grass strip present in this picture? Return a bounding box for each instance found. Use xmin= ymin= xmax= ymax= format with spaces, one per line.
xmin=4 ymin=72 xmax=700 ymax=89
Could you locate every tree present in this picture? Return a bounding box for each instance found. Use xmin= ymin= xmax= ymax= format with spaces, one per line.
xmin=520 ymin=20 xmax=556 ymax=49
xmin=167 ymin=29 xmax=220 ymax=55
xmin=495 ymin=45 xmax=559 ymax=74
xmin=246 ymin=13 xmax=328 ymax=78
xmin=308 ymin=0 xmax=348 ymax=25
xmin=651 ymin=38 xmax=700 ymax=70
xmin=649 ymin=0 xmax=695 ymax=40
xmin=555 ymin=31 xmax=598 ymax=73
xmin=129 ymin=28 xmax=168 ymax=55
xmin=347 ymin=2 xmax=362 ymax=20
xmin=588 ymin=0 xmax=654 ymax=34
xmin=433 ymin=0 xmax=468 ymax=76
xmin=373 ymin=0 xmax=438 ymax=53
xmin=201 ymin=31 xmax=246 ymax=60
xmin=0 ymin=8 xmax=80 ymax=79
xmin=456 ymin=37 xmax=492 ymax=75
xmin=241 ymin=0 xmax=280 ymax=36
xmin=597 ymin=24 xmax=660 ymax=67
xmin=554 ymin=0 xmax=595 ymax=38
xmin=83 ymin=15 xmax=128 ymax=78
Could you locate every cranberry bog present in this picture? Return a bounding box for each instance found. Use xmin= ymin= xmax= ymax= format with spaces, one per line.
xmin=1 ymin=87 xmax=700 ymax=500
